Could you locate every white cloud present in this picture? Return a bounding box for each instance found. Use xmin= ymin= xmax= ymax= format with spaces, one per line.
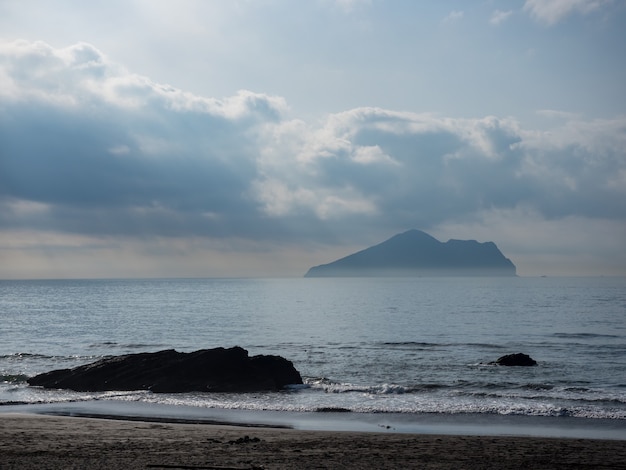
xmin=523 ymin=0 xmax=612 ymax=25
xmin=443 ymin=10 xmax=464 ymax=24
xmin=0 ymin=40 xmax=286 ymax=122
xmin=250 ymin=103 xmax=626 ymax=231
xmin=536 ymin=109 xmax=583 ymax=120
xmin=352 ymin=145 xmax=398 ymax=165
xmin=328 ymin=0 xmax=371 ymax=13
xmin=490 ymin=9 xmax=513 ymax=25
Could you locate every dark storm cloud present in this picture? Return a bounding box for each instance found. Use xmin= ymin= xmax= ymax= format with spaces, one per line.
xmin=0 ymin=99 xmax=262 ymax=233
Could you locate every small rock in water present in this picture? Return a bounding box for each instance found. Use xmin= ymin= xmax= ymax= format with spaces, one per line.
xmin=493 ymin=353 xmax=537 ymax=366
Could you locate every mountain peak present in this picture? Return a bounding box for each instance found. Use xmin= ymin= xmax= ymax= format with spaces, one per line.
xmin=392 ymin=229 xmax=439 ymax=241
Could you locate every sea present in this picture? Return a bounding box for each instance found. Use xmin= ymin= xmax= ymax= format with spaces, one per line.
xmin=1 ymin=276 xmax=625 ymax=438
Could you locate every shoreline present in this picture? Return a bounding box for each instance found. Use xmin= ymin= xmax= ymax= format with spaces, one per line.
xmin=2 ymin=413 xmax=626 ymax=469
xmin=2 ymin=399 xmax=625 ymax=440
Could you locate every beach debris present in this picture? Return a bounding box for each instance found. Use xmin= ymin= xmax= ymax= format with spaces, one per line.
xmin=146 ymin=465 xmax=264 ymax=469
xmin=492 ymin=353 xmax=537 ymax=366
xmin=228 ymin=435 xmax=262 ymax=445
xmin=314 ymin=407 xmax=352 ymax=413
xmin=27 ymin=346 xmax=303 ymax=393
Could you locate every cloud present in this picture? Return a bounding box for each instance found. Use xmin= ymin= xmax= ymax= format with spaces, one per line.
xmin=1 ymin=40 xmax=625 ymax=276
xmin=443 ymin=10 xmax=464 ymax=24
xmin=328 ymin=0 xmax=372 ymax=13
xmin=490 ymin=10 xmax=513 ymax=25
xmin=254 ymin=107 xmax=626 ymax=232
xmin=523 ymin=0 xmax=612 ymax=25
xmin=0 ymin=40 xmax=287 ymax=239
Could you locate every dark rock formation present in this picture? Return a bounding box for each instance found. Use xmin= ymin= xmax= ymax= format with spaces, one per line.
xmin=305 ymin=229 xmax=516 ymax=277
xmin=27 ymin=346 xmax=303 ymax=393
xmin=492 ymin=353 xmax=537 ymax=366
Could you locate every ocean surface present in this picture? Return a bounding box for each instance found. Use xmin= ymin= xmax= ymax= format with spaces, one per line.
xmin=1 ymin=276 xmax=625 ymax=435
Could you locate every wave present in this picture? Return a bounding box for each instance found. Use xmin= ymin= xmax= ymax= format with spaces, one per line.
xmin=116 ymin=392 xmax=626 ymax=420
xmin=305 ymin=377 xmax=451 ymax=395
xmin=0 ymin=374 xmax=29 ymax=384
xmin=302 ymin=377 xmax=626 ymax=405
xmin=377 ymin=341 xmax=506 ymax=350
xmin=458 ymin=387 xmax=626 ymax=405
xmin=87 ymin=342 xmax=168 ymax=350
xmin=459 ymin=381 xmax=557 ymax=392
xmin=379 ymin=341 xmax=442 ymax=348
xmin=3 ymin=382 xmax=625 ymax=420
xmin=0 ymin=352 xmax=104 ymax=361
xmin=0 ymin=353 xmax=53 ymax=360
xmin=552 ymin=333 xmax=622 ymax=339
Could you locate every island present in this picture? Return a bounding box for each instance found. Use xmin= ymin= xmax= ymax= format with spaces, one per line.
xmin=305 ymin=229 xmax=516 ymax=277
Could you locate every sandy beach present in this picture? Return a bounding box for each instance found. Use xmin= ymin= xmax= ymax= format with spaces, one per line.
xmin=1 ymin=413 xmax=625 ymax=469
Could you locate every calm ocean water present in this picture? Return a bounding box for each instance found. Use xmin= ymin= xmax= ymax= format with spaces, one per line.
xmin=1 ymin=277 xmax=625 ymax=422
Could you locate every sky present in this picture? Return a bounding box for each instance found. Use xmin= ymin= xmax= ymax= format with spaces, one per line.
xmin=1 ymin=0 xmax=625 ymax=279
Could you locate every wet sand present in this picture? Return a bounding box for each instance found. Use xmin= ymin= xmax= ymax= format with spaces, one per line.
xmin=1 ymin=413 xmax=625 ymax=469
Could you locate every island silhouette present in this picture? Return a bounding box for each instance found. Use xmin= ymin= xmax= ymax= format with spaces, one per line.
xmin=305 ymin=229 xmax=516 ymax=277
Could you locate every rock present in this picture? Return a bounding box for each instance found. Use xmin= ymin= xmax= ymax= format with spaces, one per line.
xmin=27 ymin=346 xmax=303 ymax=393
xmin=493 ymin=353 xmax=537 ymax=366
